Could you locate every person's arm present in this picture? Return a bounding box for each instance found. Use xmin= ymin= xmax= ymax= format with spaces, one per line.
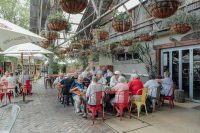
xmin=110 ymin=77 xmax=114 ymax=87
xmin=86 ymin=85 xmax=91 ymax=97
xmin=69 ymin=86 xmax=79 ymax=93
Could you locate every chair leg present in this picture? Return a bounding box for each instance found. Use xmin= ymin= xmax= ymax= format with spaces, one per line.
xmin=137 ymin=105 xmax=141 ymax=117
xmin=128 ymin=106 xmax=131 ymax=119
xmin=112 ymin=106 xmax=115 ymax=116
xmin=91 ymin=110 xmax=95 ymax=125
xmin=100 ymin=109 xmax=104 ymax=122
xmin=152 ymin=99 xmax=156 ymax=112
xmin=144 ymin=104 xmax=148 ymax=116
xmin=119 ymin=107 xmax=123 ymax=121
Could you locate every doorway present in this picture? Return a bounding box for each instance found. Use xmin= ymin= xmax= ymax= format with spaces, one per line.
xmin=161 ymin=46 xmax=200 ymax=101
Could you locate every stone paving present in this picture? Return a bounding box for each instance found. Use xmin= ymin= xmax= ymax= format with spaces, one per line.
xmin=8 ymin=79 xmax=114 ymax=133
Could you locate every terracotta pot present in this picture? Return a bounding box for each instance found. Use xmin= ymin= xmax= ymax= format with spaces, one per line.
xmin=65 ymin=47 xmax=72 ymax=53
xmin=140 ymin=33 xmax=154 ymax=41
xmin=41 ymin=41 xmax=51 ymax=49
xmin=48 ymin=19 xmax=67 ymax=31
xmin=148 ymin=0 xmax=180 ymax=19
xmin=80 ymin=39 xmax=92 ymax=49
xmin=93 ymin=30 xmax=109 ymax=41
xmin=60 ymin=0 xmax=88 ymax=14
xmin=71 ymin=43 xmax=82 ymax=49
xmin=121 ymin=40 xmax=132 ymax=47
xmin=170 ymin=23 xmax=191 ymax=34
xmin=41 ymin=31 xmax=58 ymax=40
xmin=112 ymin=20 xmax=131 ymax=32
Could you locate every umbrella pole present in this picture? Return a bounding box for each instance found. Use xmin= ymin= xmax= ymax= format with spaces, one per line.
xmin=21 ymin=53 xmax=25 ymax=102
xmin=28 ymin=56 xmax=31 ymax=75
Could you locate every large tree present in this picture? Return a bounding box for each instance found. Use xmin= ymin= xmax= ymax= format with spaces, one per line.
xmin=0 ymin=0 xmax=30 ymax=29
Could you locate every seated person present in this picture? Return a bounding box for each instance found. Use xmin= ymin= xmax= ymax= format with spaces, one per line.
xmin=157 ymin=71 xmax=174 ymax=97
xmin=109 ymin=76 xmax=129 ymax=116
xmin=128 ymin=73 xmax=143 ymax=101
xmin=144 ymin=76 xmax=160 ymax=98
xmin=110 ymin=71 xmax=121 ymax=87
xmin=59 ymin=74 xmax=73 ymax=105
xmin=53 ymin=73 xmax=65 ymax=100
xmin=70 ymin=75 xmax=86 ymax=114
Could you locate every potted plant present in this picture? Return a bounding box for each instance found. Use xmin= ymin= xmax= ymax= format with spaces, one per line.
xmin=121 ymin=40 xmax=132 ymax=47
xmin=59 ymin=0 xmax=88 ymax=14
xmin=47 ymin=9 xmax=68 ymax=31
xmin=92 ymin=29 xmax=109 ymax=41
xmin=147 ymin=0 xmax=180 ymax=19
xmin=114 ymin=45 xmax=125 ymax=54
xmin=165 ymin=11 xmax=199 ymax=34
xmin=138 ymin=30 xmax=157 ymax=41
xmin=80 ymin=39 xmax=92 ymax=49
xmin=112 ymin=12 xmax=131 ymax=32
xmin=40 ymin=30 xmax=59 ymax=40
xmin=71 ymin=40 xmax=82 ymax=50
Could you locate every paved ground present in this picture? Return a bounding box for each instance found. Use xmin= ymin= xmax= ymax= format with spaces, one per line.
xmin=1 ymin=78 xmax=200 ymax=133
xmin=6 ymin=79 xmax=114 ymax=133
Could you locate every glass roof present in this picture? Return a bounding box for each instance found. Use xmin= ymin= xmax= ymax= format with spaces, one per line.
xmin=60 ymin=0 xmax=141 ymax=47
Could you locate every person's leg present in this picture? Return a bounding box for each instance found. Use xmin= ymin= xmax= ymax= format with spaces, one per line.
xmin=73 ymin=95 xmax=81 ymax=113
xmin=110 ymin=98 xmax=119 ymax=115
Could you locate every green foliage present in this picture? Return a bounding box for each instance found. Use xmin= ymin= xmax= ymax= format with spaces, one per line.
xmin=65 ymin=22 xmax=72 ymax=33
xmin=75 ymin=55 xmax=89 ymax=69
xmin=0 ymin=0 xmax=30 ymax=29
xmin=128 ymin=43 xmax=157 ymax=79
xmin=165 ymin=11 xmax=200 ymax=29
xmin=61 ymin=64 xmax=67 ymax=73
xmin=48 ymin=9 xmax=66 ymax=20
xmin=0 ymin=55 xmax=5 ymax=64
xmin=113 ymin=12 xmax=130 ymax=22
xmin=52 ymin=61 xmax=60 ymax=74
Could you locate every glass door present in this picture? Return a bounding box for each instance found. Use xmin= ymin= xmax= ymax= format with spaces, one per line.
xmin=193 ymin=49 xmax=200 ymax=100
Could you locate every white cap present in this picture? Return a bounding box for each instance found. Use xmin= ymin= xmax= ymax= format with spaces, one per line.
xmin=114 ymin=71 xmax=121 ymax=75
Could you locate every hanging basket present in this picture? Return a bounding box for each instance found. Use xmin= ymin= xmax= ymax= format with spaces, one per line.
xmin=170 ymin=23 xmax=191 ymax=34
xmin=71 ymin=43 xmax=82 ymax=49
xmin=40 ymin=31 xmax=58 ymax=40
xmin=92 ymin=29 xmax=109 ymax=41
xmin=139 ymin=33 xmax=154 ymax=41
xmin=59 ymin=0 xmax=88 ymax=14
xmin=121 ymin=40 xmax=132 ymax=47
xmin=80 ymin=39 xmax=92 ymax=49
xmin=112 ymin=20 xmax=131 ymax=32
xmin=148 ymin=0 xmax=180 ymax=19
xmin=65 ymin=47 xmax=72 ymax=53
xmin=48 ymin=19 xmax=67 ymax=31
xmin=41 ymin=41 xmax=51 ymax=49
xmin=114 ymin=46 xmax=125 ymax=54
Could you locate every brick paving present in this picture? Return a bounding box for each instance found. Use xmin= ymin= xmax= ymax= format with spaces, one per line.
xmin=9 ymin=78 xmax=114 ymax=133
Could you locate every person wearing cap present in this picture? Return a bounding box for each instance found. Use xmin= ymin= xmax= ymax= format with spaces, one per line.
xmin=128 ymin=73 xmax=144 ymax=101
xmin=110 ymin=71 xmax=121 ymax=87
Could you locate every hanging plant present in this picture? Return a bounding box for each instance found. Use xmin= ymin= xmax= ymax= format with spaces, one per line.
xmin=80 ymin=39 xmax=92 ymax=49
xmin=40 ymin=30 xmax=59 ymax=40
xmin=41 ymin=40 xmax=51 ymax=49
xmin=114 ymin=45 xmax=125 ymax=54
xmin=99 ymin=47 xmax=111 ymax=57
xmin=165 ymin=11 xmax=199 ymax=34
xmin=65 ymin=47 xmax=72 ymax=53
xmin=59 ymin=0 xmax=88 ymax=14
xmin=121 ymin=40 xmax=132 ymax=47
xmin=138 ymin=30 xmax=157 ymax=41
xmin=92 ymin=29 xmax=109 ymax=41
xmin=71 ymin=40 xmax=82 ymax=49
xmin=112 ymin=12 xmax=132 ymax=32
xmin=65 ymin=22 xmax=72 ymax=34
xmin=147 ymin=0 xmax=180 ymax=19
xmin=47 ymin=9 xmax=68 ymax=31
xmin=107 ymin=43 xmax=117 ymax=51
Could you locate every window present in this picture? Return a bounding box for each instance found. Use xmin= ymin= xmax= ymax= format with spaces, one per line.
xmin=113 ymin=52 xmax=139 ymax=61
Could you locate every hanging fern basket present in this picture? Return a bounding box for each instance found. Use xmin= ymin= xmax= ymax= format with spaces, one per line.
xmin=170 ymin=23 xmax=191 ymax=34
xmin=59 ymin=0 xmax=88 ymax=14
xmin=121 ymin=40 xmax=132 ymax=47
xmin=41 ymin=41 xmax=51 ymax=49
xmin=48 ymin=19 xmax=67 ymax=31
xmin=40 ymin=31 xmax=58 ymax=40
xmin=80 ymin=39 xmax=92 ymax=49
xmin=112 ymin=20 xmax=131 ymax=32
xmin=93 ymin=29 xmax=109 ymax=41
xmin=71 ymin=43 xmax=82 ymax=49
xmin=139 ymin=33 xmax=154 ymax=41
xmin=148 ymin=0 xmax=180 ymax=19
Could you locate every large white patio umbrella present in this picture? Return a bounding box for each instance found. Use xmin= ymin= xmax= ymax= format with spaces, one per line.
xmin=0 ymin=18 xmax=46 ymax=50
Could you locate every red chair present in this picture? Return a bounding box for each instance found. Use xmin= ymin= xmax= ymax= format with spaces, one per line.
xmin=112 ymin=90 xmax=131 ymax=121
xmin=23 ymin=80 xmax=32 ymax=95
xmin=160 ymin=84 xmax=175 ymax=109
xmin=2 ymin=81 xmax=11 ymax=103
xmin=0 ymin=93 xmax=5 ymax=102
xmin=86 ymin=91 xmax=104 ymax=125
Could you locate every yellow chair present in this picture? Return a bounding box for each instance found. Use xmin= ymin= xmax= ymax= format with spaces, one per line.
xmin=130 ymin=88 xmax=148 ymax=117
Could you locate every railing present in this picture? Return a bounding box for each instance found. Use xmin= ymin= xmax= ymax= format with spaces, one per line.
xmin=0 ymin=104 xmax=20 ymax=133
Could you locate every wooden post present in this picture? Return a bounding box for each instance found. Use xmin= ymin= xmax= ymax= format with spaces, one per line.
xmin=21 ymin=53 xmax=25 ymax=102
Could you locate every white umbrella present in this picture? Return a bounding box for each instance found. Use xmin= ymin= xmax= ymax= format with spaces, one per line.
xmin=5 ymin=53 xmax=48 ymax=61
xmin=2 ymin=43 xmax=53 ymax=54
xmin=0 ymin=18 xmax=46 ymax=50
